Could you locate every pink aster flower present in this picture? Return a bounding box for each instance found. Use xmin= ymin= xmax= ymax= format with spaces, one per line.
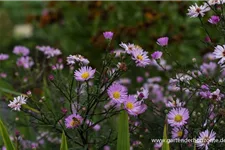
xmin=13 ymin=46 xmax=30 ymax=56
xmin=8 ymin=95 xmax=27 ymax=111
xmin=16 ymin=56 xmax=34 ymax=69
xmin=171 ymin=127 xmax=188 ymax=139
xmin=213 ymin=45 xmax=225 ymax=65
xmin=119 ymin=42 xmax=136 ymax=54
xmin=65 ymin=114 xmax=83 ymax=129
xmin=151 ymin=51 xmax=163 ymax=59
xmin=0 ymin=54 xmax=9 ymax=61
xmin=74 ymin=66 xmax=96 ymax=82
xmin=103 ymin=31 xmax=113 ymax=40
xmin=36 ymin=46 xmax=61 ymax=58
xmin=107 ymin=83 xmax=128 ymax=104
xmin=167 ymin=107 xmax=189 ymax=127
xmin=0 ymin=73 xmax=7 ymax=78
xmin=200 ymin=62 xmax=217 ymax=75
xmin=66 ymin=54 xmax=89 ymax=66
xmin=208 ymin=0 xmax=224 ymax=5
xmin=187 ymin=3 xmax=210 ymax=18
xmin=209 ymin=89 xmax=223 ymax=101
xmin=131 ymin=49 xmax=151 ymax=67
xmin=208 ymin=15 xmax=220 ymax=24
xmin=124 ymin=95 xmax=147 ymax=116
xmin=196 ymin=130 xmax=216 ymax=150
xmin=157 ymin=37 xmax=169 ymax=46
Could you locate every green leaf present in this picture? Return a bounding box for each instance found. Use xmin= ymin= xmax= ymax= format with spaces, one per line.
xmin=60 ymin=132 xmax=68 ymax=150
xmin=0 ymin=87 xmax=21 ymax=96
xmin=0 ymin=120 xmax=15 ymax=150
xmin=22 ymin=105 xmax=40 ymax=114
xmin=162 ymin=123 xmax=170 ymax=150
xmin=117 ymin=110 xmax=130 ymax=150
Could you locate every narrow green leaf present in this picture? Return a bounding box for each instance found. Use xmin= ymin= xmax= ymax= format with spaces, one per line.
xmin=0 ymin=120 xmax=15 ymax=150
xmin=60 ymin=132 xmax=68 ymax=150
xmin=117 ymin=110 xmax=130 ymax=150
xmin=162 ymin=123 xmax=170 ymax=150
xmin=22 ymin=105 xmax=40 ymax=114
xmin=0 ymin=87 xmax=21 ymax=96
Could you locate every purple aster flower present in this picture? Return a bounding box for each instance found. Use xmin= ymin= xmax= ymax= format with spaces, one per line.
xmin=119 ymin=42 xmax=136 ymax=54
xmin=124 ymin=95 xmax=147 ymax=116
xmin=13 ymin=46 xmax=30 ymax=56
xmin=196 ymin=130 xmax=216 ymax=150
xmin=107 ymin=83 xmax=128 ymax=104
xmin=200 ymin=62 xmax=217 ymax=75
xmin=157 ymin=37 xmax=169 ymax=46
xmin=167 ymin=107 xmax=189 ymax=127
xmin=199 ymin=84 xmax=211 ymax=99
xmin=131 ymin=49 xmax=151 ymax=67
xmin=0 ymin=72 xmax=7 ymax=78
xmin=0 ymin=54 xmax=9 ymax=61
xmin=209 ymin=89 xmax=223 ymax=101
xmin=204 ymin=36 xmax=211 ymax=43
xmin=74 ymin=66 xmax=96 ymax=81
xmin=16 ymin=56 xmax=34 ymax=69
xmin=103 ymin=31 xmax=113 ymax=40
xmin=171 ymin=127 xmax=188 ymax=139
xmin=151 ymin=51 xmax=163 ymax=59
xmin=65 ymin=114 xmax=83 ymax=129
xmin=136 ymin=76 xmax=144 ymax=83
xmin=208 ymin=15 xmax=220 ymax=24
xmin=36 ymin=46 xmax=61 ymax=58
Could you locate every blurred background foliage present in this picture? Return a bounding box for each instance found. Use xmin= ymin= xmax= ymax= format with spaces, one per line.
xmin=0 ymin=1 xmax=211 ymax=68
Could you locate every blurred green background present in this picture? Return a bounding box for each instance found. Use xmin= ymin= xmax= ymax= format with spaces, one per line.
xmin=0 ymin=1 xmax=212 ymax=67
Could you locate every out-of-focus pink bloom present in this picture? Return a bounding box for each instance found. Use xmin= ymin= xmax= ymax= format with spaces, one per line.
xmin=204 ymin=36 xmax=211 ymax=43
xmin=157 ymin=37 xmax=169 ymax=46
xmin=103 ymin=31 xmax=113 ymax=40
xmin=0 ymin=54 xmax=9 ymax=61
xmin=104 ymin=145 xmax=110 ymax=150
xmin=16 ymin=56 xmax=34 ymax=69
xmin=0 ymin=73 xmax=7 ymax=78
xmin=151 ymin=51 xmax=163 ymax=59
xmin=208 ymin=15 xmax=220 ymax=24
xmin=13 ymin=46 xmax=30 ymax=56
xmin=136 ymin=76 xmax=144 ymax=83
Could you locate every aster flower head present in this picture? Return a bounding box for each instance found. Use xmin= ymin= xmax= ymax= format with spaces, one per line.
xmin=16 ymin=56 xmax=34 ymax=69
xmin=151 ymin=51 xmax=163 ymax=59
xmin=107 ymin=83 xmax=128 ymax=104
xmin=131 ymin=49 xmax=151 ymax=67
xmin=208 ymin=15 xmax=220 ymax=24
xmin=171 ymin=127 xmax=188 ymax=139
xmin=213 ymin=45 xmax=225 ymax=65
xmin=200 ymin=62 xmax=217 ymax=75
xmin=209 ymin=89 xmax=223 ymax=101
xmin=166 ymin=98 xmax=185 ymax=108
xmin=136 ymin=87 xmax=149 ymax=100
xmin=13 ymin=46 xmax=30 ymax=56
xmin=196 ymin=130 xmax=216 ymax=150
xmin=187 ymin=3 xmax=210 ymax=18
xmin=119 ymin=42 xmax=136 ymax=54
xmin=0 ymin=54 xmax=9 ymax=61
xmin=8 ymin=95 xmax=27 ymax=111
xmin=113 ymin=49 xmax=125 ymax=57
xmin=36 ymin=46 xmax=61 ymax=58
xmin=208 ymin=0 xmax=224 ymax=5
xmin=65 ymin=114 xmax=83 ymax=129
xmin=167 ymin=107 xmax=189 ymax=127
xmin=67 ymin=54 xmax=89 ymax=66
xmin=74 ymin=66 xmax=96 ymax=82
xmin=103 ymin=31 xmax=113 ymax=40
xmin=124 ymin=95 xmax=147 ymax=116
xmin=157 ymin=37 xmax=169 ymax=47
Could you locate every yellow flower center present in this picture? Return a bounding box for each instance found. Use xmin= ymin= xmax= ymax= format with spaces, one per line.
xmin=177 ymin=131 xmax=183 ymax=137
xmin=81 ymin=72 xmax=90 ymax=79
xmin=70 ymin=117 xmax=80 ymax=127
xmin=135 ymin=45 xmax=142 ymax=49
xmin=174 ymin=115 xmax=183 ymax=122
xmin=137 ymin=55 xmax=143 ymax=60
xmin=126 ymin=102 xmax=134 ymax=109
xmin=113 ymin=91 xmax=120 ymax=99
